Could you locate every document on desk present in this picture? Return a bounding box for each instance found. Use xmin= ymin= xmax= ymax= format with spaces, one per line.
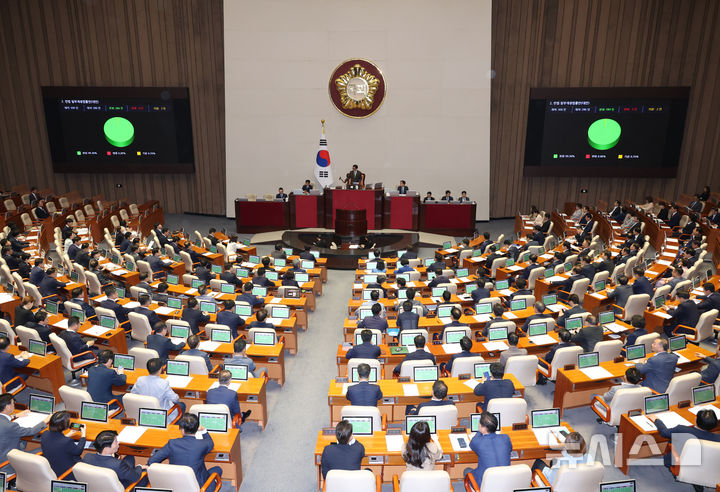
xmin=656 ymin=259 xmax=672 ymax=266
xmin=112 ymin=269 xmax=129 ymax=276
xmin=93 ymin=295 xmax=108 ymax=302
xmin=529 ymin=335 xmax=556 ymax=346
xmin=604 ymin=322 xmax=626 ymax=334
xmin=652 ymin=411 xmax=692 ymax=429
xmin=545 ymin=276 xmax=566 ymax=282
xmin=692 ymin=288 xmax=705 ymax=296
xmin=532 ymin=425 xmax=568 ymax=446
xmin=123 ymin=301 xmax=141 ymax=309
xmin=170 ymin=337 xmax=186 ymax=346
xmin=154 ymin=307 xmax=176 ymax=316
xmin=269 ymin=297 xmax=283 ymax=304
xmin=589 ymin=292 xmax=606 ymax=300
xmin=654 ymin=311 xmax=673 ymax=319
xmin=117 ymin=426 xmax=147 ymax=444
xmin=463 ymin=379 xmax=480 ymax=390
xmin=483 ymin=341 xmax=508 ymax=351
xmin=0 ymin=293 xmax=15 ymax=303
xmin=689 ymin=404 xmax=720 ymax=419
xmin=675 ymin=354 xmax=690 ymax=364
xmin=458 ymin=277 xmax=471 ymax=283
xmin=498 ymin=289 xmax=513 ymax=296
xmin=353 ymin=283 xmax=363 ymax=289
xmin=449 ymin=278 xmax=460 ymax=284
xmin=579 ymin=366 xmax=613 ymax=380
xmin=83 ymin=326 xmax=112 ymax=337
xmin=442 ymin=343 xmax=463 ymax=354
xmin=165 ymin=375 xmax=193 ymax=388
xmin=457 ymin=294 xmax=472 ymax=302
xmin=185 ymin=288 xmax=198 ymax=295
xmin=403 ymin=384 xmax=420 ymax=396
xmin=540 ymin=254 xmax=554 ymax=260
xmin=506 ymin=265 xmax=523 ymax=272
xmin=198 ymin=341 xmax=221 ymax=352
xmin=444 ymin=248 xmax=458 ymax=254
xmin=474 ymin=314 xmax=492 ymax=323
xmin=547 ymin=304 xmax=565 ymax=313
xmin=53 ymin=318 xmax=69 ymax=329
xmin=504 ymin=312 xmax=518 ymax=320
xmin=209 ymin=381 xmax=241 ymax=392
xmin=13 ymin=412 xmax=47 ymax=428
xmin=385 ymin=435 xmax=404 ymax=452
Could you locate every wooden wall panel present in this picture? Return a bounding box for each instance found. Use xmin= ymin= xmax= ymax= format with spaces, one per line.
xmin=491 ymin=0 xmax=720 ymax=217
xmin=0 ymin=0 xmax=225 ymax=215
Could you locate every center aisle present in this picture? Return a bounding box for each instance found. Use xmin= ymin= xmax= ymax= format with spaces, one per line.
xmin=239 ymin=268 xmax=355 ymax=491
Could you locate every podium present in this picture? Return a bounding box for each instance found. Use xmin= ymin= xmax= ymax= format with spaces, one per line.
xmin=335 ymin=209 xmax=367 ymax=237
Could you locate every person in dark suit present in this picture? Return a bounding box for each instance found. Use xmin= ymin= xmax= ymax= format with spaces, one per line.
xmin=148 ymin=413 xmax=223 ymax=485
xmin=84 ymin=430 xmax=147 ymax=488
xmin=467 ymin=412 xmax=511 ymax=487
xmin=252 ymin=267 xmax=273 ymax=288
xmin=206 ymin=369 xmax=249 ymax=426
xmin=428 ymin=269 xmax=450 ymax=289
xmin=248 ymin=308 xmax=275 ymax=329
xmin=194 ymin=259 xmax=212 ymax=284
xmin=181 ymin=335 xmax=213 ymax=372
xmin=134 ymin=294 xmax=161 ymax=327
xmin=428 ymin=253 xmax=446 ymax=274
xmin=238 ymin=281 xmax=264 ymax=307
xmin=29 ymin=258 xmax=46 ymax=286
xmin=542 ymin=329 xmax=576 ymax=364
xmin=557 ymin=294 xmax=586 ymax=328
xmin=663 ymin=289 xmax=699 ymax=337
xmin=696 ymin=283 xmax=720 ymax=313
xmin=579 ymin=256 xmax=596 ymax=280
xmin=75 ymin=243 xmax=91 ymax=269
xmin=571 ymin=315 xmax=603 ymax=352
xmin=508 ymin=278 xmax=533 ymax=302
xmin=216 ymin=299 xmax=245 ymax=339
xmin=648 ymin=409 xmax=720 ymax=467
xmin=483 ymin=245 xmax=504 ymax=275
xmin=365 ymin=275 xmax=388 ymax=298
xmin=1 ymin=247 xmax=19 ymax=270
xmin=399 ymin=249 xmax=418 ymax=261
xmin=13 ymin=296 xmax=36 ymax=328
xmin=413 ymin=380 xmax=456 ymax=415
xmin=482 ymin=304 xmax=509 ymax=337
xmin=281 ymin=271 xmax=299 ymax=287
xmin=346 ymin=363 xmax=383 ymax=406
xmin=624 ymin=315 xmax=648 ymax=347
xmin=423 ymin=191 xmax=435 ymax=203
xmin=521 ymin=302 xmax=553 ymax=333
xmin=28 ymin=187 xmax=42 ymax=205
xmin=574 ymin=218 xmax=595 ymax=243
xmin=471 ymin=277 xmax=491 ymax=303
xmin=346 ymin=330 xmax=381 ymax=359
xmin=397 ymin=301 xmax=420 ymax=332
xmin=446 ymin=336 xmax=478 ymax=374
xmin=607 ymin=274 xmax=633 ymax=310
xmin=594 ymin=251 xmax=615 ymax=276
xmin=151 ymin=282 xmax=169 ymax=305
xmin=550 ymin=266 xmax=584 ymax=300
xmin=219 ymin=263 xmax=241 ymax=288
xmin=146 ymin=323 xmax=185 ymax=363
xmin=181 ymin=297 xmax=210 ymax=335
xmin=321 ymin=420 xmax=366 ymax=478
xmin=87 ymin=350 xmax=126 ymax=404
xmin=609 ymin=200 xmax=623 ymax=221
xmin=70 ymin=287 xmax=95 ymax=319
xmin=517 ymin=254 xmax=540 ymax=281
xmin=397 ymin=180 xmax=409 ymax=194
xmin=41 ymin=411 xmax=86 ymax=480
xmin=146 ymin=249 xmax=165 ymax=276
xmin=0 ymin=336 xmax=30 ymax=385
xmin=631 ymin=267 xmax=654 ymax=297
xmin=473 ymin=362 xmax=515 ymax=411
xmin=441 ymin=190 xmax=454 ymax=202
xmin=37 ymin=268 xmax=66 ymax=298
xmin=441 ymin=307 xmax=469 ymax=340
xmin=357 ymin=303 xmax=388 ymax=332
xmin=116 ymin=232 xmax=132 ymax=253
xmin=666 ymin=204 xmax=681 ymax=228
xmin=299 ymin=245 xmax=316 ymax=262
xmin=67 ymin=236 xmax=81 ymax=260
xmin=25 ymin=310 xmax=52 ymax=344
xmin=58 ymin=316 xmax=97 ymax=362
xmin=636 ymin=338 xmax=679 ymax=393
xmin=100 ymin=285 xmax=130 ymax=324
xmin=393 ymin=335 xmax=436 ymax=375
xmin=707 ymin=207 xmax=720 ymax=226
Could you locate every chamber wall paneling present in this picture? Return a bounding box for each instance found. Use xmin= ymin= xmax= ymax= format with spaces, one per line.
xmin=0 ymin=0 xmax=225 ymax=215
xmin=490 ymin=0 xmax=720 ymax=218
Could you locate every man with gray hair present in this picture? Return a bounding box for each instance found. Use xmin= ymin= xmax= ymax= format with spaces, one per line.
xmin=206 ymin=369 xmax=250 ymax=427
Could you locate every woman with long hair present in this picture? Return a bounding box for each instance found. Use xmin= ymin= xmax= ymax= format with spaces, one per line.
xmin=401 ymin=420 xmax=443 ymax=471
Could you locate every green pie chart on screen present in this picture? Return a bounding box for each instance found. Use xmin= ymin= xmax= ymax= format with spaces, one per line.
xmin=587 ymin=118 xmax=621 ymax=150
xmin=104 ymin=116 xmax=135 ymax=147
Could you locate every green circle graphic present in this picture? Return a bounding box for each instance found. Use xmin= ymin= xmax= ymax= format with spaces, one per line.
xmin=587 ymin=118 xmax=621 ymax=151
xmin=103 ymin=117 xmax=135 ymax=147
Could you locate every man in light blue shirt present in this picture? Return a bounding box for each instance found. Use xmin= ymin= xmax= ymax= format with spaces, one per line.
xmin=180 ymin=335 xmax=213 ymax=372
xmin=224 ymin=339 xmax=267 ymax=378
xmin=466 ymin=412 xmax=511 ymax=487
xmin=128 ymin=358 xmax=186 ymax=414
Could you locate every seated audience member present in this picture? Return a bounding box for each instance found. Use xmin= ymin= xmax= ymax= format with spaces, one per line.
xmin=482 ymin=304 xmax=508 ymax=336
xmin=346 ymin=329 xmax=381 ymax=360
xmin=571 ymin=315 xmax=603 ymax=352
xmin=636 ymin=338 xmax=678 ymax=393
xmin=543 ymin=329 xmax=575 ymax=364
xmin=29 ymin=258 xmax=46 ymax=285
xmin=225 ymin=338 xmax=267 ymax=378
xmin=100 ymin=285 xmax=130 ymax=324
xmin=0 ymin=393 xmax=49 ymax=471
xmin=624 ymin=315 xmax=648 ymax=347
xmin=13 ymin=296 xmax=36 ymax=328
xmin=532 ymin=432 xmax=594 ymax=484
xmin=249 ymin=308 xmax=275 ymax=328
xmin=83 ymin=430 xmax=147 ymax=488
xmin=148 ymin=412 xmax=222 ymax=485
xmin=357 ymin=289 xmax=386 ymax=317
xmin=441 ymin=307 xmax=469 ymax=340
xmin=130 ymin=357 xmax=185 ymax=414
xmin=134 ymin=294 xmax=161 ymax=326
xmin=146 ymin=323 xmax=185 ymax=364
xmin=631 ymin=266 xmax=654 ymax=296
xmin=471 ymin=277 xmax=491 ymax=303
xmin=37 ymin=268 xmax=66 ymax=298
xmin=252 ymin=267 xmax=273 ymax=288
xmin=346 ymin=363 xmax=383 ymax=406
xmin=194 ymin=259 xmax=212 ymax=283
xmin=397 ymin=300 xmax=420 ymax=332
xmin=446 ymin=336 xmax=476 ymax=374
xmin=409 ymin=379 xmax=454 ymax=415
xmin=70 ymin=287 xmax=95 ymax=319
xmin=521 ymin=302 xmax=552 ymax=332
xmin=181 ymin=334 xmax=213 ymax=372
xmin=59 ymin=316 xmax=98 ymax=361
xmin=216 ymin=299 xmax=245 ymax=339
xmin=696 ymin=282 xmax=720 ymax=313
xmin=320 ymin=420 xmax=365 ymax=479
xmin=181 ymin=297 xmax=211 ymax=335
xmin=499 ymin=332 xmax=527 ymax=368
xmin=281 ymin=271 xmax=299 ymax=287
xmin=401 ymin=420 xmax=443 ymax=471
xmin=423 ymin=191 xmax=435 ymax=203
xmin=697 ymin=345 xmax=720 ymax=384
xmin=607 ymin=274 xmax=633 ymax=309
xmin=602 ymin=367 xmax=643 ymax=403
xmin=26 ymin=310 xmax=52 ymax=344
xmin=206 ymin=369 xmax=250 ymax=426
xmin=405 ymin=287 xmax=428 ymax=316
xmin=41 ymin=411 xmax=86 ymax=480
xmin=393 ymin=335 xmax=436 ymax=375
xmin=357 ymin=303 xmax=388 ymax=332
xmin=663 ymin=289 xmax=699 ymax=337
xmin=473 ymin=362 xmax=515 ymax=411
xmin=466 ymin=412 xmax=511 ymax=487
xmin=87 ymin=350 xmax=126 ymax=405
xmin=557 ymin=294 xmax=586 ymax=328
xmin=648 ymin=409 xmax=720 ymax=467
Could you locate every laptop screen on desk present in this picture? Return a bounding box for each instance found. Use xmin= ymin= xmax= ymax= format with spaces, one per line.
xmin=198 ymin=412 xmax=228 ymax=433
xmin=138 ymin=408 xmax=167 ymax=428
xmin=235 ymin=268 xmax=249 ymax=278
xmin=644 ymin=394 xmax=669 ymax=414
xmin=542 ymin=294 xmax=557 ymax=305
xmin=363 ymin=275 xmax=377 ymax=284
xmin=51 ymin=481 xmax=87 ymax=492
xmin=200 ymin=301 xmax=217 ymax=314
xmin=29 ymin=394 xmax=54 ymax=414
xmin=528 ymin=323 xmax=547 ymax=337
xmin=445 ymin=329 xmax=466 ymax=344
xmin=274 ymin=258 xmax=286 ymax=268
xmin=251 ymin=286 xmax=267 ymax=297
xmin=625 ymin=344 xmax=645 ymax=361
xmin=167 ymin=297 xmax=182 ymax=309
xmin=510 ymin=299 xmax=526 ymax=311
xmin=443 ymin=241 xmax=452 ymax=249
xmin=437 ymin=305 xmax=453 ymax=318
xmin=354 ymin=333 xmax=378 ymax=346
xmin=474 ymin=363 xmax=492 ymax=379
xmin=211 ymin=329 xmax=232 ymax=343
xmin=350 ymin=366 xmax=378 ymax=383
xmin=253 ymin=331 xmax=275 ymax=345
xmin=265 ymin=271 xmax=278 ymax=281
xmin=669 ymin=335 xmax=686 ymax=352
xmin=495 ymin=280 xmax=509 ymax=290
xmin=362 ymin=290 xmax=375 ymax=300
xmin=475 ymin=303 xmax=492 ymax=314
xmin=166 ymin=360 xmax=189 ymax=376
xmin=221 ymin=283 xmax=235 ymax=294
xmin=248 ymin=255 xmax=260 ymax=264
xmin=295 ymin=272 xmax=309 ymax=283
xmin=432 ymin=287 xmax=446 ymax=297
xmin=406 ymin=415 xmax=436 ymax=434
xmin=488 ymin=327 xmax=508 ymax=341
xmin=692 ymin=385 xmax=716 ymax=406
xmin=192 ymin=279 xmax=204 ymax=289
xmin=457 ymin=268 xmax=469 ymax=277
xmin=578 ymin=352 xmax=599 ymax=369
xmin=71 ymin=308 xmax=85 ymax=323
xmin=28 ymin=339 xmax=46 ymax=356
xmin=224 ymin=364 xmax=249 ymax=381
xmin=345 ymin=416 xmax=373 ymax=436
xmin=470 ymin=412 xmax=501 ymax=433
xmin=113 ymin=354 xmax=135 ymax=370
xmin=211 ymin=264 xmax=222 ymax=274
xmin=169 ymin=324 xmax=190 ymax=339
xmin=505 ymin=258 xmax=515 ymax=267
xmin=653 ymin=295 xmax=666 ymax=309
xmin=99 ymin=314 xmax=116 ymax=329
xmin=594 ymin=280 xmax=606 ymax=292
xmin=599 ymin=480 xmax=636 ymax=492
xmin=45 ymin=300 xmax=58 ymax=315
xmin=413 ymin=365 xmax=439 ymax=382
xmin=565 ymin=317 xmax=583 ymax=331
xmin=301 ymin=260 xmax=314 ymax=269
xmin=473 ymin=249 xmax=483 ymax=257
xmin=166 ymin=274 xmax=179 ymax=285
xmin=80 ymin=401 xmax=108 ymax=422
xmin=531 ymin=408 xmax=560 ymax=428
xmin=598 ymin=311 xmax=615 ymax=325
xmin=357 ymin=309 xmax=372 ymax=320
xmin=235 ymin=305 xmax=252 ymax=317
xmin=465 ymin=284 xmax=478 ymax=295
xmin=395 ymin=273 xmax=410 ymax=283
xmin=400 ymin=333 xmax=416 ymax=347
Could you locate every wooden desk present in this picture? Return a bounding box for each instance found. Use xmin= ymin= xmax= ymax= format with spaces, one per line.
xmin=8 ymin=345 xmax=65 ymax=401
xmin=196 ymin=341 xmax=286 ymax=387
xmin=243 ymin=314 xmax=298 ymax=355
xmin=0 ymin=289 xmax=21 ymax=323
xmin=47 ymin=314 xmax=128 ymax=353
xmin=327 ymin=376 xmax=524 ymax=425
xmin=554 ymin=344 xmax=715 ymax=415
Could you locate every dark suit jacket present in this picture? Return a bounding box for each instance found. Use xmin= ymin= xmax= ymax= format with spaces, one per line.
xmin=482 ymin=316 xmax=508 ymax=336
xmin=625 ymin=328 xmax=647 ymax=347
xmin=393 ymin=350 xmax=436 ymax=374
xmin=607 ymin=284 xmax=633 ymax=308
xmin=667 ymin=300 xmax=699 ymax=330
xmin=346 ymin=342 xmax=381 ymax=360
xmin=87 ymin=364 xmax=126 ymax=403
xmin=654 ymin=419 xmax=720 ymax=466
xmin=181 ymin=308 xmax=210 ymax=335
xmin=67 ymin=243 xmax=80 ymax=260
xmin=469 ymin=432 xmax=512 ymax=486
xmin=58 ymin=330 xmax=92 ymax=357
xmin=84 ymin=453 xmax=144 ymax=488
xmin=26 ymin=321 xmax=52 ymax=344
xmin=632 ymin=276 xmax=653 ymax=297
xmin=100 ymin=299 xmax=130 ymax=323
xmin=71 ymin=297 xmax=96 ymax=318
xmin=148 ymin=432 xmax=216 ymax=485
xmin=557 ymin=305 xmax=586 ymax=327
xmin=357 ymin=315 xmax=388 ymax=332
xmin=397 ymin=311 xmax=419 ymax=331
xmin=346 ymin=381 xmax=383 ymax=406
xmin=29 ymin=266 xmax=46 ymax=286
xmin=667 ymin=212 xmax=681 ymax=228
xmin=195 ymin=266 xmax=212 ymax=283
xmin=216 ymin=310 xmax=245 ymax=339
xmin=428 ymin=275 xmax=450 ymax=289
xmin=147 ymin=255 xmax=164 ymax=273
xmin=40 ymin=430 xmax=85 ymax=479
xmin=473 ymin=378 xmax=515 ymax=411
xmin=572 ymin=325 xmax=604 ymax=352
xmin=701 ymin=357 xmax=720 ymax=384
xmin=544 ymin=342 xmax=576 ymax=363
xmin=471 ymin=288 xmax=491 ymax=303
xmin=320 ymin=441 xmax=365 ymax=479
xmin=134 ymin=306 xmax=161 ymax=327
xmin=0 ymin=350 xmax=30 ymax=383
xmin=38 ymin=276 xmax=66 ymax=297
xmin=697 ymin=292 xmax=720 ymax=313
xmin=446 ymin=350 xmax=477 ymax=372
xmin=219 ymin=271 xmax=241 ymax=287
xmin=75 ymin=251 xmax=91 ymax=269
xmin=13 ymin=306 xmax=35 ymax=328
xmin=237 ymin=292 xmax=263 ymax=307
xmin=637 ymin=352 xmax=679 ymax=392
xmin=580 ymin=264 xmax=596 ymax=280
xmin=206 ymin=385 xmax=241 ymax=417
xmin=252 ymin=276 xmax=273 ymax=288
xmin=552 ymin=274 xmax=583 ymax=293
xmin=146 ymin=334 xmax=184 ymax=362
